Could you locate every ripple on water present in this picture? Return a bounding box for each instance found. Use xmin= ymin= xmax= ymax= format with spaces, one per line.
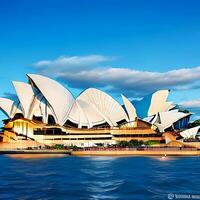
xmin=0 ymin=156 xmax=199 ymax=200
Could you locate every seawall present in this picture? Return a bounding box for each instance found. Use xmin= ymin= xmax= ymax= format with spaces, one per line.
xmin=71 ymin=149 xmax=200 ymax=156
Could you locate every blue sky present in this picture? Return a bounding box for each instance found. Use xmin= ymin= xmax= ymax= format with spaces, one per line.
xmin=1 ymin=0 xmax=200 ymax=122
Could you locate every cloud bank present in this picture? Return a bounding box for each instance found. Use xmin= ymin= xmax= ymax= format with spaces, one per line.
xmin=179 ymin=100 xmax=200 ymax=108
xmin=33 ymin=54 xmax=200 ymax=97
xmin=179 ymin=100 xmax=200 ymax=120
xmin=34 ymin=55 xmax=112 ymax=73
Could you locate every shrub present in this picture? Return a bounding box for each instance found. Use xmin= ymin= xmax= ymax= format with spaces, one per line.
xmin=54 ymin=144 xmax=64 ymax=150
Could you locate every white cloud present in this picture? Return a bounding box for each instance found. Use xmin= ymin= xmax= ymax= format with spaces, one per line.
xmin=33 ymin=54 xmax=200 ymax=97
xmin=179 ymin=99 xmax=200 ymax=120
xmin=34 ymin=55 xmax=112 ymax=73
xmin=179 ymin=100 xmax=200 ymax=108
xmin=34 ymin=55 xmax=110 ymax=67
xmin=57 ymin=66 xmax=200 ymax=96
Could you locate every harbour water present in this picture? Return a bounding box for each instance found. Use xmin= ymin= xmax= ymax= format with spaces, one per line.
xmin=0 ymin=155 xmax=199 ymax=200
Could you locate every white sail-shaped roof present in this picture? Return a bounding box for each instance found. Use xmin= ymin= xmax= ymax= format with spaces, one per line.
xmin=27 ymin=74 xmax=74 ymax=125
xmin=78 ymin=88 xmax=128 ymax=126
xmin=76 ymin=102 xmax=90 ymax=127
xmin=133 ymin=89 xmax=173 ymax=118
xmin=40 ymin=99 xmax=56 ymax=123
xmin=180 ymin=126 xmax=200 ymax=139
xmin=121 ymin=95 xmax=137 ymax=122
xmin=77 ymin=99 xmax=106 ymax=128
xmin=67 ymin=101 xmax=80 ymax=125
xmin=0 ymin=74 xmax=194 ymax=132
xmin=12 ymin=81 xmax=36 ymax=119
xmin=68 ymin=99 xmax=106 ymax=128
xmin=67 ymin=101 xmax=92 ymax=127
xmin=28 ymin=93 xmax=56 ymax=124
xmin=148 ymin=90 xmax=172 ymax=116
xmin=155 ymin=110 xmax=191 ymax=132
xmin=0 ymin=98 xmax=22 ymax=118
xmin=28 ymin=93 xmax=43 ymax=119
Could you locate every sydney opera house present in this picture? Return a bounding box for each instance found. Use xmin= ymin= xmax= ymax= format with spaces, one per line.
xmin=0 ymin=74 xmax=198 ymax=148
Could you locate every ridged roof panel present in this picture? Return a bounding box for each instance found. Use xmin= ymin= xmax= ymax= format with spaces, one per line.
xmin=121 ymin=94 xmax=137 ymax=122
xmin=27 ymin=74 xmax=74 ymax=125
xmin=78 ymin=88 xmax=128 ymax=126
xmin=0 ymin=98 xmax=22 ymax=118
xmin=12 ymin=81 xmax=35 ymax=119
xmin=180 ymin=126 xmax=200 ymax=139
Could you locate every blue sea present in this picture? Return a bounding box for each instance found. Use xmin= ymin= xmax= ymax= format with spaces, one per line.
xmin=0 ymin=155 xmax=199 ymax=200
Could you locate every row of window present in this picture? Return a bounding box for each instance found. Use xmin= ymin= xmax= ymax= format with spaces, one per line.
xmin=44 ymin=137 xmax=112 ymax=140
xmin=34 ymin=129 xmax=112 ymax=136
xmin=113 ymin=134 xmax=160 ymax=137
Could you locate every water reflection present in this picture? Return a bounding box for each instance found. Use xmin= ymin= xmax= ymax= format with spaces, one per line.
xmin=81 ymin=156 xmax=123 ymax=200
xmin=6 ymin=153 xmax=66 ymax=159
xmin=149 ymin=156 xmax=179 ymax=162
xmin=0 ymin=156 xmax=199 ymax=200
xmin=85 ymin=156 xmax=119 ymax=161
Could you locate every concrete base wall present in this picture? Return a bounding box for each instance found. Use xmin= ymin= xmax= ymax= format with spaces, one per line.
xmin=0 ymin=141 xmax=45 ymax=150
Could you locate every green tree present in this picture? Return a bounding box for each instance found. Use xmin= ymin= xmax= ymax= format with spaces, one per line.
xmin=188 ymin=119 xmax=200 ymax=128
xmin=54 ymin=144 xmax=64 ymax=149
xmin=143 ymin=140 xmax=160 ymax=146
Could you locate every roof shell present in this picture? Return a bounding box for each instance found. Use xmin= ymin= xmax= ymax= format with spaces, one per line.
xmin=0 ymin=98 xmax=22 ymax=118
xmin=78 ymin=99 xmax=106 ymax=127
xmin=12 ymin=81 xmax=36 ymax=119
xmin=133 ymin=90 xmax=172 ymax=118
xmin=121 ymin=95 xmax=137 ymax=122
xmin=155 ymin=110 xmax=192 ymax=132
xmin=148 ymin=90 xmax=171 ymax=116
xmin=27 ymin=74 xmax=74 ymax=125
xmin=78 ymin=88 xmax=128 ymax=126
xmin=180 ymin=126 xmax=200 ymax=139
xmin=68 ymin=99 xmax=107 ymax=128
